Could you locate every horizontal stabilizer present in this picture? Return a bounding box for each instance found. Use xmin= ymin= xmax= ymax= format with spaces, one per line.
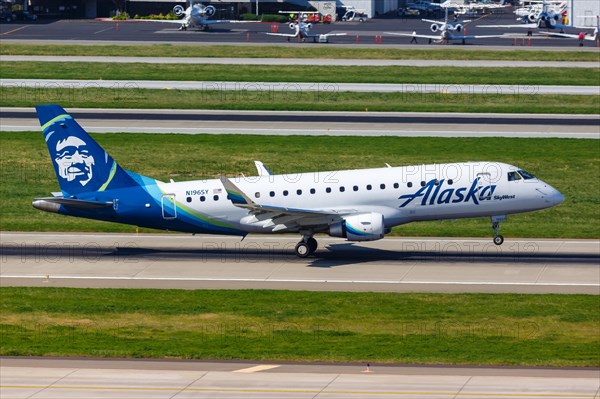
xmin=33 ymin=197 xmax=114 ymax=209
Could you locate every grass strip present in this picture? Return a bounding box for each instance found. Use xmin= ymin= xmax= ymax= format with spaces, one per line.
xmin=1 ymin=133 xmax=598 ymax=238
xmin=2 ymin=87 xmax=598 ymax=113
xmin=2 ymin=43 xmax=600 ymax=62
xmin=2 ymin=62 xmax=599 ymax=86
xmin=1 ymin=288 xmax=598 ymax=367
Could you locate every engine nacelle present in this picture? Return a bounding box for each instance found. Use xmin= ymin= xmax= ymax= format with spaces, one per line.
xmin=204 ymin=5 xmax=216 ymax=17
xmin=430 ymin=23 xmax=440 ymax=32
xmin=289 ymin=22 xmax=297 ymax=30
xmin=329 ymin=212 xmax=385 ymax=242
xmin=527 ymin=13 xmax=536 ymax=22
xmin=173 ymin=5 xmax=185 ymax=16
xmin=453 ymin=24 xmax=463 ymax=32
xmin=306 ymin=23 xmax=313 ymax=30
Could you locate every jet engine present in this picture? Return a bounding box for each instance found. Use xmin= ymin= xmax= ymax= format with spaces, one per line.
xmin=204 ymin=5 xmax=216 ymax=17
xmin=527 ymin=13 xmax=537 ymax=22
xmin=329 ymin=212 xmax=385 ymax=242
xmin=430 ymin=23 xmax=440 ymax=32
xmin=173 ymin=5 xmax=185 ymax=16
xmin=306 ymin=22 xmax=313 ymax=30
xmin=453 ymin=24 xmax=463 ymax=32
xmin=289 ymin=22 xmax=297 ymax=29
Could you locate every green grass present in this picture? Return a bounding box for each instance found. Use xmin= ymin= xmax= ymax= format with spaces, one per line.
xmin=2 ymin=62 xmax=599 ymax=85
xmin=1 ymin=133 xmax=598 ymax=238
xmin=2 ymin=43 xmax=600 ymax=62
xmin=1 ymin=288 xmax=598 ymax=366
xmin=2 ymin=87 xmax=598 ymax=113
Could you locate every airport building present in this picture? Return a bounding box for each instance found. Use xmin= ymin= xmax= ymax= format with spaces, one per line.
xmin=13 ymin=0 xmax=400 ymax=19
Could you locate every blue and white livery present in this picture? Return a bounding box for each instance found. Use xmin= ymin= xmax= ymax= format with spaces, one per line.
xmin=33 ymin=105 xmax=564 ymax=257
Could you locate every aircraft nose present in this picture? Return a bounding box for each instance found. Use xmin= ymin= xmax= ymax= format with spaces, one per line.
xmin=537 ymin=184 xmax=564 ymax=206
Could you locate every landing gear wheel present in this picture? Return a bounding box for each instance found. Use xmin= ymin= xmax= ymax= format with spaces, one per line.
xmin=493 ymin=235 xmax=504 ymax=246
xmin=295 ymin=242 xmax=310 ymax=258
xmin=307 ymin=237 xmax=318 ymax=254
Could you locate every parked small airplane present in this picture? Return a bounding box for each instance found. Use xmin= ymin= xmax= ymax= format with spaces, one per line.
xmin=33 ymin=105 xmax=564 ymax=258
xmin=137 ymin=2 xmax=252 ymax=31
xmin=266 ymin=19 xmax=346 ymax=42
xmin=386 ymin=7 xmax=502 ymax=44
xmin=479 ymin=0 xmax=571 ymax=30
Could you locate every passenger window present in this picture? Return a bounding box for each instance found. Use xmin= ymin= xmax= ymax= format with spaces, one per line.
xmin=213 ymin=195 xmax=219 ymax=201
xmin=186 ymin=197 xmax=192 ymax=203
xmin=380 ymin=184 xmax=386 ymax=190
xmin=310 ymin=188 xmax=316 ymax=194
xmin=508 ymin=171 xmax=521 ymax=182
xmin=297 ymin=189 xmax=302 ymax=195
xmin=407 ymin=182 xmax=413 ymax=188
xmin=326 ymin=187 xmax=332 ymax=193
xmin=340 ymin=186 xmax=345 ymax=192
xmin=200 ymin=196 xmax=206 ymax=202
xmin=270 ymin=191 xmax=275 ymax=197
xmin=393 ymin=183 xmax=399 ymax=189
xmin=255 ymin=192 xmax=260 ymax=198
xmin=448 ymin=179 xmax=454 ymax=185
xmin=353 ymin=185 xmax=359 ymax=191
xmin=366 ymin=184 xmax=372 ymax=190
xmin=283 ymin=190 xmax=289 ymax=196
xmin=421 ymin=181 xmax=426 ymax=187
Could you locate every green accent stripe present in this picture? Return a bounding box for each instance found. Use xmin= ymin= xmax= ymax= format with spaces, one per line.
xmin=98 ymin=161 xmax=117 ymax=192
xmin=41 ymin=114 xmax=71 ymax=131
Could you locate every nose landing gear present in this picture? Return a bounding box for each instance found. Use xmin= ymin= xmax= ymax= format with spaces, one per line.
xmin=491 ymin=215 xmax=506 ymax=246
xmin=294 ymin=235 xmax=318 ymax=258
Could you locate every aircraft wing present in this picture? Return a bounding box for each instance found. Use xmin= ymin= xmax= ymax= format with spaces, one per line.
xmin=478 ymin=23 xmax=539 ymax=28
xmin=385 ymin=31 xmax=442 ymax=40
xmin=266 ymin=32 xmax=298 ymax=38
xmin=305 ymin=32 xmax=347 ymax=38
xmin=538 ymin=31 xmax=597 ymax=40
xmin=220 ymin=176 xmax=351 ymax=231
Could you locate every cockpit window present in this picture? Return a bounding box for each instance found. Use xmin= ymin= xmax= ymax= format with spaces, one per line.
xmin=517 ymin=170 xmax=536 ymax=180
xmin=507 ymin=171 xmax=521 ymax=181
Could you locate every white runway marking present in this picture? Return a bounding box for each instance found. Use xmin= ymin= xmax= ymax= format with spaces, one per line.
xmin=232 ymin=365 xmax=281 ymax=373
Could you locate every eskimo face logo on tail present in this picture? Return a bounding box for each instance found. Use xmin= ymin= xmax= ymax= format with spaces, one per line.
xmin=54 ymin=136 xmax=95 ymax=186
xmin=398 ymin=178 xmax=497 ymax=207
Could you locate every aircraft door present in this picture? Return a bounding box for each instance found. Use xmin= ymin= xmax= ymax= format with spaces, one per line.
xmin=161 ymin=194 xmax=177 ymax=219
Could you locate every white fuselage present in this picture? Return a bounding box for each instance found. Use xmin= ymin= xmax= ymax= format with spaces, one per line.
xmin=155 ymin=161 xmax=563 ymax=235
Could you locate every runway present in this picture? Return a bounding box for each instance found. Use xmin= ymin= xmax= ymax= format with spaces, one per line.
xmin=2 ymin=107 xmax=598 ymax=138
xmin=1 ymin=233 xmax=598 ymax=294
xmin=1 ymin=357 xmax=599 ymax=399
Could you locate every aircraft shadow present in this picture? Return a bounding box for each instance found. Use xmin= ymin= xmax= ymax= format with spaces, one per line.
xmin=2 ymin=244 xmax=598 ymax=268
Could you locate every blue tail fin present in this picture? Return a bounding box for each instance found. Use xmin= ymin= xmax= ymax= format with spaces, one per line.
xmin=36 ymin=105 xmax=138 ymax=196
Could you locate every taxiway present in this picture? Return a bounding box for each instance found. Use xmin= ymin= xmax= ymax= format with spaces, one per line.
xmin=1 ymin=357 xmax=598 ymax=399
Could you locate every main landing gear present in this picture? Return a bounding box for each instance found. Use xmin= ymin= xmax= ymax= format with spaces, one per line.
xmin=294 ymin=236 xmax=318 ymax=258
xmin=491 ymin=215 xmax=506 ymax=246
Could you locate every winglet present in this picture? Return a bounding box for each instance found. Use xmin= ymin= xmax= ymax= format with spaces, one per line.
xmin=219 ymin=176 xmax=255 ymax=207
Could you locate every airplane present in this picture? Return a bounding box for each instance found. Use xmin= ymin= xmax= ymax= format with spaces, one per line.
xmin=386 ymin=7 xmax=503 ymax=44
xmin=478 ymin=0 xmax=571 ymax=30
xmin=134 ymin=2 xmax=252 ymax=31
xmin=539 ymin=15 xmax=599 ymax=42
xmin=442 ymin=0 xmax=508 ymax=17
xmin=33 ymin=105 xmax=564 ymax=258
xmin=266 ymin=19 xmax=346 ymax=43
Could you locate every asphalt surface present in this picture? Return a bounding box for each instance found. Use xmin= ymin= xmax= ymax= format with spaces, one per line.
xmin=3 ymin=107 xmax=598 ymax=138
xmin=1 ymin=14 xmax=599 ymax=47
xmin=2 ymin=233 xmax=598 ymax=294
xmin=1 ymin=358 xmax=599 ymax=399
